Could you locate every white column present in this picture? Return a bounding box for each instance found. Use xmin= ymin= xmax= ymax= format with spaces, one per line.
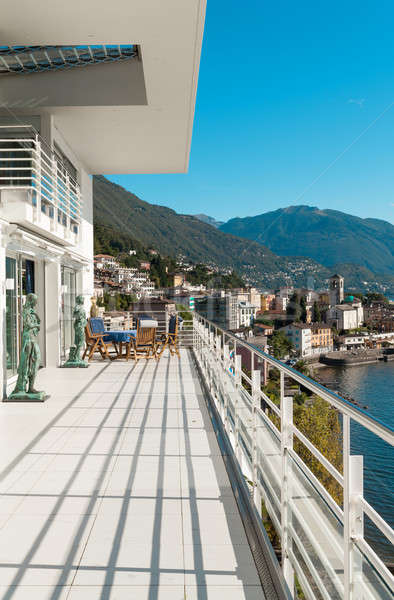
xmin=45 ymin=260 xmax=61 ymax=367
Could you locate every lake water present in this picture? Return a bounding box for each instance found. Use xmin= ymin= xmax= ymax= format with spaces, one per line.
xmin=317 ymin=362 xmax=394 ymax=564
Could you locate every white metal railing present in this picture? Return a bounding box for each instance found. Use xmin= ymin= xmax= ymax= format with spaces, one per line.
xmin=0 ymin=125 xmax=82 ymax=233
xmin=193 ymin=313 xmax=394 ymax=600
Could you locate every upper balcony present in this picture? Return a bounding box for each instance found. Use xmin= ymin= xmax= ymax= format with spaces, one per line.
xmin=0 ymin=125 xmax=82 ymax=246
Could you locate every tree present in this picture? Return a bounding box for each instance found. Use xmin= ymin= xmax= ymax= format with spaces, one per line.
xmin=269 ymin=331 xmax=293 ymax=359
xmin=300 ymin=295 xmax=307 ymax=323
xmin=286 ymin=293 xmax=302 ymax=322
xmin=294 ymin=359 xmax=310 ymax=377
xmin=294 ymin=397 xmax=342 ymax=505
xmin=312 ymin=301 xmax=321 ymax=323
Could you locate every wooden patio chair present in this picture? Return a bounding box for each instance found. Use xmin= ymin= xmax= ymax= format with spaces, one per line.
xmin=82 ymin=318 xmax=113 ymax=361
xmin=157 ymin=314 xmax=181 ymax=358
xmin=126 ymin=318 xmax=157 ymax=362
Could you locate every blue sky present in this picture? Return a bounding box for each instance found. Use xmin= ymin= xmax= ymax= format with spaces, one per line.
xmin=107 ymin=1 xmax=394 ymax=224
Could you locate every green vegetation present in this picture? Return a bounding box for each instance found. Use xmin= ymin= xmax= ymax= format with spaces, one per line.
xmin=97 ymin=292 xmax=136 ymax=311
xmin=269 ymin=331 xmax=293 ymax=359
xmin=255 ymin=316 xmax=274 ymax=326
xmin=263 ymin=366 xmax=343 ymax=505
xmin=312 ymin=300 xmax=321 ymax=322
xmin=185 ymin=264 xmax=245 ymax=289
xmin=286 ymin=293 xmax=303 ymax=322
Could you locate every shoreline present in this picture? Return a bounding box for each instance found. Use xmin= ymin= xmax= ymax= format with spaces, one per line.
xmin=318 ymin=350 xmax=394 ymax=368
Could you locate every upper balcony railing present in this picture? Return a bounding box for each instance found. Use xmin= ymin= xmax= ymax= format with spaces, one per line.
xmin=193 ymin=313 xmax=394 ymax=600
xmin=0 ymin=125 xmax=82 ymax=242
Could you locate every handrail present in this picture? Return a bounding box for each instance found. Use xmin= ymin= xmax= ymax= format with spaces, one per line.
xmin=193 ymin=311 xmax=394 ymax=600
xmin=196 ymin=313 xmax=394 ymax=445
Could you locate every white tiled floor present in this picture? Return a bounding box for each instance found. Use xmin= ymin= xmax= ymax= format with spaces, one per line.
xmin=0 ymin=350 xmax=264 ymax=600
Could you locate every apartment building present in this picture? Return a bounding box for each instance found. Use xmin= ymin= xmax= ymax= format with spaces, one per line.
xmin=194 ymin=294 xmax=238 ymax=330
xmin=0 ymin=3 xmax=206 ymax=397
xmin=237 ymin=301 xmax=258 ymax=328
xmin=94 ymin=254 xmax=119 ymax=270
xmin=281 ymin=323 xmax=312 ymax=357
xmin=310 ymin=323 xmax=333 ymax=355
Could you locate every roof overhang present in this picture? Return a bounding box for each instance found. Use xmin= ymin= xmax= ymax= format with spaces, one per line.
xmin=0 ymin=1 xmax=206 ymax=174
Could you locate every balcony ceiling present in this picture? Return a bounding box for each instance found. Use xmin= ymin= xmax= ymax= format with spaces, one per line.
xmin=0 ymin=1 xmax=206 ymax=174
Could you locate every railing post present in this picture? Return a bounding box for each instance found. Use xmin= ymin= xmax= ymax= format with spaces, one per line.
xmin=51 ymin=155 xmax=58 ymax=229
xmin=222 ymin=343 xmax=229 ymax=432
xmin=343 ymin=415 xmax=364 ymax=599
xmin=280 ymin=370 xmax=294 ymax=595
xmin=234 ymin=354 xmax=242 ymax=464
xmin=65 ymin=171 xmax=71 ymax=232
xmin=34 ymin=137 xmax=42 ymax=221
xmin=252 ymin=368 xmax=261 ymax=510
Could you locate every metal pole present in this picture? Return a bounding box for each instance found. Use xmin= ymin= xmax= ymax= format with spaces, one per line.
xmin=343 ymin=414 xmax=364 ymax=600
xmin=280 ymin=371 xmax=294 ymax=595
xmin=252 ymin=369 xmax=261 ymax=509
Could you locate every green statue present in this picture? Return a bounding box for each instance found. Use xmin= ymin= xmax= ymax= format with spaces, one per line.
xmin=62 ymin=294 xmax=89 ymax=368
xmin=8 ymin=293 xmax=46 ymax=402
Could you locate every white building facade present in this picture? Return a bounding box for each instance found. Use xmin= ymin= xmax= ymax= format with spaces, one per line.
xmin=0 ymin=2 xmax=206 ymax=398
xmin=327 ymin=302 xmax=364 ymax=331
xmin=237 ymin=301 xmax=258 ymax=328
xmin=281 ymin=323 xmax=312 ymax=357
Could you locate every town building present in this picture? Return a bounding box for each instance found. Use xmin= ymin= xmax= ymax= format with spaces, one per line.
xmin=329 ymin=274 xmax=344 ymax=307
xmin=280 ymin=323 xmax=312 ymax=357
xmin=260 ymin=293 xmax=276 ymax=311
xmin=254 ymin=323 xmax=274 ymax=336
xmin=327 ymin=296 xmax=364 ymax=331
xmin=237 ymin=301 xmax=258 ymax=328
xmin=310 ymin=323 xmax=333 ymax=355
xmin=173 ymin=272 xmax=186 ymax=287
xmin=336 ymin=334 xmax=366 ymax=351
xmin=194 ymin=294 xmax=238 ymax=330
xmin=94 ymin=254 xmax=119 ymax=270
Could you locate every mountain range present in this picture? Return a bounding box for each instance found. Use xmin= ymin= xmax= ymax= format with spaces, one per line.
xmin=93 ymin=176 xmax=394 ymax=294
xmin=218 ymin=205 xmax=394 ymax=275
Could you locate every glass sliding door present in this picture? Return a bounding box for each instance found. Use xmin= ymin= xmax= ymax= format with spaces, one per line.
xmin=5 ymin=256 xmax=18 ymax=379
xmin=60 ymin=267 xmax=76 ymax=361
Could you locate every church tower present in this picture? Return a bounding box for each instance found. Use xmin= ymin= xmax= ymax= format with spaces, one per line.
xmin=329 ymin=274 xmax=344 ymax=307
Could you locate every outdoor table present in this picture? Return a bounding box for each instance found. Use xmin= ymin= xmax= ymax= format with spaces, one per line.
xmin=106 ymin=330 xmax=136 ymax=358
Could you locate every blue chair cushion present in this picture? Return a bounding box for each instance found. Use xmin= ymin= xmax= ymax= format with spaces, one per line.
xmin=168 ymin=315 xmax=183 ymax=335
xmin=90 ymin=318 xmax=106 ymax=335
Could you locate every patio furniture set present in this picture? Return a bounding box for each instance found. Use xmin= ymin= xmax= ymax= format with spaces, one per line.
xmin=82 ymin=314 xmax=181 ymax=362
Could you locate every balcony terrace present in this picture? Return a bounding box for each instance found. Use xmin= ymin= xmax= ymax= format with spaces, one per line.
xmin=0 ymin=125 xmax=81 ymax=246
xmin=0 ymin=314 xmax=392 ymax=600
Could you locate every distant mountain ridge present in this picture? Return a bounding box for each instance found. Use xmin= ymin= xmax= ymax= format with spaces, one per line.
xmin=194 ymin=214 xmax=224 ymax=228
xmin=220 ymin=205 xmax=394 ymax=275
xmin=93 ymin=177 xmax=394 ymax=294
xmin=93 ymin=176 xmax=330 ymax=288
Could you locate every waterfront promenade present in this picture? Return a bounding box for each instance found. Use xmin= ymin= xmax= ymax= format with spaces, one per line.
xmin=0 ymin=351 xmax=263 ymax=600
